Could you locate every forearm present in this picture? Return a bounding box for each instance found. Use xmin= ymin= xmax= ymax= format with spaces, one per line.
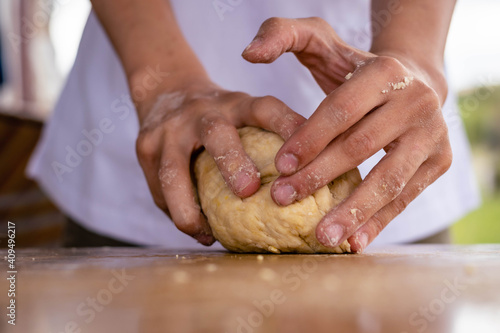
xmin=90 ymin=0 xmax=209 ymax=115
xmin=370 ymin=0 xmax=456 ymax=102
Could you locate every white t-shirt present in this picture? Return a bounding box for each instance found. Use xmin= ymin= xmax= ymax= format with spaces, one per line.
xmin=28 ymin=0 xmax=480 ymax=249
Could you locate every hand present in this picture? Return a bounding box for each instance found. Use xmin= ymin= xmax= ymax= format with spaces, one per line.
xmin=242 ymin=17 xmax=452 ymax=252
xmin=135 ymin=78 xmax=304 ymax=245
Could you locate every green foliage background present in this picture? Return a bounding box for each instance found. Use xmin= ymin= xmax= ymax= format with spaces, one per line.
xmin=451 ymin=86 xmax=500 ymax=243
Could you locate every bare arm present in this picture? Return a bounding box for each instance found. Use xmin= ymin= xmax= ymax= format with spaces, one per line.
xmin=90 ymin=0 xmax=208 ymax=116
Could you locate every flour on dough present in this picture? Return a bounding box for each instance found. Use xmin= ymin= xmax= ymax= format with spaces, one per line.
xmin=195 ymin=127 xmax=361 ymax=253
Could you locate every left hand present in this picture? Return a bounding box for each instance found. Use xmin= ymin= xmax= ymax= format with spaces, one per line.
xmin=242 ymin=17 xmax=452 ymax=253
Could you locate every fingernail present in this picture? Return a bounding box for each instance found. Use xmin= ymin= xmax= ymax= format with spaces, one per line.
xmin=276 ymin=153 xmax=298 ymax=174
xmin=273 ymin=184 xmax=297 ymax=206
xmin=234 ymin=172 xmax=253 ymax=193
xmin=196 ymin=233 xmax=216 ymax=246
xmin=242 ymin=37 xmax=263 ymax=54
xmin=323 ymin=224 xmax=344 ymax=247
xmin=356 ymin=233 xmax=369 ymax=253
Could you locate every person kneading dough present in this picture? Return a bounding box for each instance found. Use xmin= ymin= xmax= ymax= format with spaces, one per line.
xmin=195 ymin=127 xmax=361 ymax=254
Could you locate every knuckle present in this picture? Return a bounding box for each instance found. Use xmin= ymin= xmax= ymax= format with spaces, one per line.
xmin=252 ymin=95 xmax=280 ymax=113
xmin=437 ymin=145 xmax=453 ymax=174
xmin=158 ymin=159 xmax=180 ymax=187
xmin=255 ymin=97 xmax=300 ymax=135
xmin=187 ymin=97 xmax=212 ymax=113
xmin=375 ymin=56 xmax=405 ymax=73
xmin=306 ymin=16 xmax=328 ymax=27
xmin=136 ymin=133 xmax=158 ymax=162
xmin=392 ymin=191 xmax=412 ymax=215
xmin=412 ymin=83 xmax=441 ymax=117
xmin=380 ymin=167 xmax=406 ymax=198
xmin=406 ymin=143 xmax=428 ymax=167
xmin=369 ymin=214 xmax=386 ymax=235
xmin=326 ymin=98 xmax=359 ymax=123
xmin=423 ymin=91 xmax=441 ymax=113
xmin=343 ymin=131 xmax=376 ymax=161
xmin=400 ymin=158 xmax=416 ymax=176
xmin=199 ymin=114 xmax=228 ymax=140
xmin=223 ymin=91 xmax=249 ymax=105
xmin=275 ymin=114 xmax=303 ymax=139
xmin=430 ymin=119 xmax=449 ymax=144
xmin=261 ymin=17 xmax=286 ymax=31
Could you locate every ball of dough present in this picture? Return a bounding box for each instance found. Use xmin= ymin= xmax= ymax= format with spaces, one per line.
xmin=195 ymin=127 xmax=361 ymax=253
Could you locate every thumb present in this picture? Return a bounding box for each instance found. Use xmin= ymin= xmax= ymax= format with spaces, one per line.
xmin=242 ymin=17 xmax=367 ymax=66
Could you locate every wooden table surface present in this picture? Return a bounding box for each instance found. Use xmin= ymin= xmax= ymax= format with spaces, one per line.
xmin=2 ymin=245 xmax=500 ymax=333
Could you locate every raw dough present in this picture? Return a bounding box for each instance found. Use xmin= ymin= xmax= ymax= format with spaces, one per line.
xmin=195 ymin=127 xmax=361 ymax=253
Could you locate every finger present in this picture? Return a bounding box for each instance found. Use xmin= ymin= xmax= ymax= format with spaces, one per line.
xmin=271 ymin=100 xmax=406 ymax=206
xmin=315 ymin=139 xmax=429 ymax=249
xmin=347 ymin=150 xmax=452 ymax=253
xmin=237 ymin=95 xmax=306 ymax=140
xmin=242 ymin=17 xmax=366 ymax=67
xmin=198 ymin=114 xmax=261 ymax=198
xmin=159 ymin=147 xmax=215 ymax=246
xmin=274 ymin=56 xmax=408 ymax=176
xmin=136 ymin=131 xmax=169 ymax=213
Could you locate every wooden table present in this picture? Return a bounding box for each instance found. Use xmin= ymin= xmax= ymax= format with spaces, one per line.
xmin=2 ymin=245 xmax=500 ymax=333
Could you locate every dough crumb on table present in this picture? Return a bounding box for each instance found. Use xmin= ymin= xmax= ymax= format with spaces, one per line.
xmin=195 ymin=127 xmax=362 ymax=254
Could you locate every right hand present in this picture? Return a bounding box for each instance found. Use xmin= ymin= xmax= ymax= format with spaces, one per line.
xmin=134 ymin=78 xmax=305 ymax=245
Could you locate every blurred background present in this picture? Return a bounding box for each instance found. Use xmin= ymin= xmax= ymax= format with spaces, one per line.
xmin=0 ymin=0 xmax=498 ymax=247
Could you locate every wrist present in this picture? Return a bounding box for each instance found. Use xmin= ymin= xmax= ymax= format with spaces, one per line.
xmin=128 ymin=65 xmax=213 ymax=117
xmin=131 ymin=69 xmax=224 ymax=124
xmin=128 ymin=63 xmax=209 ymax=99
